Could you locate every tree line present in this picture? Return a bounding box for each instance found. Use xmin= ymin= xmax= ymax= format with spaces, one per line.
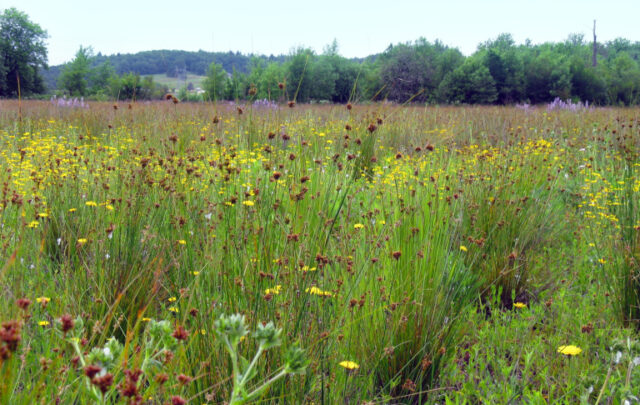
xmin=2 ymin=7 xmax=640 ymax=105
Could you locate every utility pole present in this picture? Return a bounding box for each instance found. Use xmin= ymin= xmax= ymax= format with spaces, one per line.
xmin=592 ymin=20 xmax=597 ymax=67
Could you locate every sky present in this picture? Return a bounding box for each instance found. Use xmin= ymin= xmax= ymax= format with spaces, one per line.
xmin=6 ymin=0 xmax=640 ymax=66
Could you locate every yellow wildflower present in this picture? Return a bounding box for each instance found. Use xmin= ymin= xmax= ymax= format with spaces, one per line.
xmin=339 ymin=361 xmax=359 ymax=370
xmin=265 ymin=285 xmax=282 ymax=295
xmin=557 ymin=345 xmax=582 ymax=356
xmin=306 ymin=286 xmax=333 ymax=297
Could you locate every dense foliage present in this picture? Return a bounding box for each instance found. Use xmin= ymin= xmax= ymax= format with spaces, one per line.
xmin=0 ymin=8 xmax=48 ymax=97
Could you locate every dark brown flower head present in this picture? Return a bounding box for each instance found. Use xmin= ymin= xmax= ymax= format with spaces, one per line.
xmin=113 ymin=104 xmax=118 ymax=110
xmin=212 ymin=116 xmax=220 ymax=124
xmin=0 ymin=320 xmax=21 ymax=352
xmin=345 ymin=124 xmax=352 ymax=131
xmin=288 ymin=101 xmax=295 ymax=108
xmin=392 ymin=251 xmax=401 ymax=260
xmin=237 ymin=107 xmax=243 ymax=115
xmin=172 ymin=96 xmax=179 ymax=104
xmin=177 ymin=374 xmax=193 ymax=385
xmin=346 ymin=103 xmax=352 ymax=110
xmin=124 ymin=369 xmax=142 ymax=383
xmin=172 ymin=325 xmax=189 ymax=341
xmin=165 ymin=93 xmax=174 ymax=100
xmin=59 ymin=314 xmax=74 ymax=335
xmin=278 ymin=82 xmax=284 ymax=90
xmin=171 ymin=396 xmax=187 ymax=405
xmin=16 ymin=298 xmax=31 ymax=311
xmin=155 ymin=373 xmax=169 ymax=385
xmin=267 ymin=131 xmax=276 ymax=139
xmin=367 ymin=123 xmax=377 ymax=133
xmin=84 ymin=364 xmax=102 ymax=379
xmin=92 ymin=373 xmax=114 ymax=394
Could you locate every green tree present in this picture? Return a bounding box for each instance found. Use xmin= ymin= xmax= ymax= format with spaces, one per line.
xmin=0 ymin=8 xmax=48 ymax=96
xmin=479 ymin=34 xmax=525 ymax=104
xmin=88 ymin=60 xmax=116 ymax=96
xmin=438 ymin=57 xmax=497 ymax=104
xmin=59 ymin=46 xmax=92 ymax=96
xmin=569 ymin=54 xmax=607 ymax=104
xmin=202 ymin=62 xmax=228 ymax=101
xmin=257 ymin=62 xmax=285 ymax=101
xmin=310 ymin=55 xmax=336 ymax=101
xmin=285 ymin=48 xmax=314 ymax=102
xmin=523 ymin=49 xmax=571 ymax=103
xmin=604 ymin=53 xmax=640 ymax=105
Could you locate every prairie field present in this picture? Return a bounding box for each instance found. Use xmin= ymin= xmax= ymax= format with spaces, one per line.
xmin=1 ymin=100 xmax=640 ymax=404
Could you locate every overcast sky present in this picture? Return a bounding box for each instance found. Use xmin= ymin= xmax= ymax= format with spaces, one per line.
xmin=7 ymin=0 xmax=640 ymax=66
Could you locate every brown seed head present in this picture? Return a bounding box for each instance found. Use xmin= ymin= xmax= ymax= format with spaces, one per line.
xmin=59 ymin=314 xmax=74 ymax=335
xmin=172 ymin=325 xmax=189 ymax=341
xmin=84 ymin=364 xmax=102 ymax=379
xmin=16 ymin=298 xmax=31 ymax=311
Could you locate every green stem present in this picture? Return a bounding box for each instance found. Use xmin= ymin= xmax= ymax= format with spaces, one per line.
xmin=239 ymin=346 xmax=264 ymax=388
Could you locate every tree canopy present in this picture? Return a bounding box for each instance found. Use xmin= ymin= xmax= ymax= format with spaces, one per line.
xmin=0 ymin=7 xmax=48 ymax=96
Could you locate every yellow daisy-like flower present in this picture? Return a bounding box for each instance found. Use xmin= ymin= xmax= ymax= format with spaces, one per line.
xmin=513 ymin=302 xmax=527 ymax=309
xmin=38 ymin=321 xmax=50 ymax=326
xmin=27 ymin=221 xmax=39 ymax=228
xmin=305 ymin=286 xmax=333 ymax=297
xmin=353 ymin=223 xmax=364 ymax=229
xmin=265 ymin=285 xmax=282 ymax=295
xmin=178 ymin=240 xmax=187 ymax=245
xmin=557 ymin=345 xmax=582 ymax=356
xmin=242 ymin=200 xmax=254 ymax=206
xmin=460 ymin=245 xmax=468 ymax=252
xmin=141 ymin=317 xmax=151 ymax=322
xmin=339 ymin=361 xmax=359 ymax=370
xmin=36 ymin=297 xmax=50 ymax=304
xmin=168 ymin=297 xmax=177 ymax=302
xmin=38 ymin=212 xmax=48 ymax=218
xmin=68 ymin=208 xmax=77 ymax=212
xmin=85 ymin=201 xmax=97 ymax=207
xmin=168 ymin=307 xmax=179 ymax=313
xmin=77 ymin=238 xmax=88 ymax=245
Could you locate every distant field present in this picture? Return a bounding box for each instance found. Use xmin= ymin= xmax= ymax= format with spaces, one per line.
xmin=146 ymin=73 xmax=207 ymax=91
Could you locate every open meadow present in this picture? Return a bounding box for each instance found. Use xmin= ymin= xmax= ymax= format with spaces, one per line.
xmin=1 ymin=100 xmax=639 ymax=403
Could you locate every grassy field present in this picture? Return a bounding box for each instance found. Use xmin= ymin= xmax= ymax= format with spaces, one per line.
xmin=147 ymin=73 xmax=207 ymax=91
xmin=0 ymin=100 xmax=639 ymax=404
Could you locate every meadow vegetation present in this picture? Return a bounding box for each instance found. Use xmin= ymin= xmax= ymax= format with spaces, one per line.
xmin=0 ymin=100 xmax=640 ymax=403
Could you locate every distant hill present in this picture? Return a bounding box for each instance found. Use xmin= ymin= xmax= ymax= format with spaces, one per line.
xmin=42 ymin=49 xmax=289 ymax=91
